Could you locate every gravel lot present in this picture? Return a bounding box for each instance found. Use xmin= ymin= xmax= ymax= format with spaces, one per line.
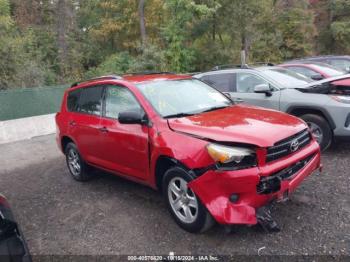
xmin=0 ymin=135 xmax=349 ymax=259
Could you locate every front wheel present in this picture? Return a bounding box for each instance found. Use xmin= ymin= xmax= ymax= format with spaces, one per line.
xmin=300 ymin=114 xmax=332 ymax=151
xmin=162 ymin=167 xmax=214 ymax=233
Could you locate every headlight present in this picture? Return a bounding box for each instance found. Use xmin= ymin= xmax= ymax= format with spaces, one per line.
xmin=206 ymin=144 xmax=256 ymax=170
xmin=329 ymin=95 xmax=350 ymax=104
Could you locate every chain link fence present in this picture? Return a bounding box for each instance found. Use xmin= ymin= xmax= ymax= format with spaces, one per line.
xmin=0 ymin=85 xmax=68 ymax=121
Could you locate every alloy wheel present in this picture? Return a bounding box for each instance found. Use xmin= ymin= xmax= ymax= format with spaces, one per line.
xmin=67 ymin=149 xmax=81 ymax=177
xmin=307 ymin=122 xmax=324 ymax=145
xmin=167 ymin=177 xmax=198 ymax=224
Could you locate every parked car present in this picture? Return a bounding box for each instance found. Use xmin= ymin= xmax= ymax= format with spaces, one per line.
xmin=285 ymin=55 xmax=350 ymax=72
xmin=194 ymin=65 xmax=350 ymax=150
xmin=56 ymin=73 xmax=321 ymax=233
xmin=0 ymin=194 xmax=32 ymax=262
xmin=279 ymin=62 xmax=347 ymax=81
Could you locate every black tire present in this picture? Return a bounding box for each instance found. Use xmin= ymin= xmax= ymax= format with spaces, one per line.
xmin=162 ymin=166 xmax=215 ymax=233
xmin=65 ymin=142 xmax=92 ymax=181
xmin=300 ymin=114 xmax=332 ymax=151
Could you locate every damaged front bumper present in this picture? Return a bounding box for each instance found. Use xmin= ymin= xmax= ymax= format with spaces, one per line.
xmin=188 ymin=140 xmax=321 ymax=226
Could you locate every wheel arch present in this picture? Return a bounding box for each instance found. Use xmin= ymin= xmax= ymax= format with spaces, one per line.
xmin=154 ymin=156 xmax=195 ymax=192
xmin=286 ymin=106 xmax=336 ymax=130
xmin=61 ymin=136 xmax=75 ymax=152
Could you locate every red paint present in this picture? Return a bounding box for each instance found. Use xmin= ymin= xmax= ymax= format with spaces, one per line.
xmin=56 ymin=74 xmax=321 ymax=226
xmin=280 ymin=63 xmax=350 ymax=87
xmin=168 ymin=105 xmax=306 ymax=148
xmin=0 ymin=194 xmax=10 ymax=208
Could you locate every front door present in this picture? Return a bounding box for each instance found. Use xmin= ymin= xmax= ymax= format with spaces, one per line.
xmin=99 ymin=85 xmax=150 ymax=180
xmin=230 ymin=72 xmax=281 ymax=110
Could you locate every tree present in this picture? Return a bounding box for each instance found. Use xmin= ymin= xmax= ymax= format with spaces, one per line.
xmin=162 ymin=0 xmax=215 ymax=72
xmin=138 ymin=0 xmax=147 ymax=48
xmin=217 ymin=0 xmax=267 ymax=61
xmin=275 ymin=0 xmax=316 ymax=59
xmin=329 ymin=0 xmax=350 ymax=53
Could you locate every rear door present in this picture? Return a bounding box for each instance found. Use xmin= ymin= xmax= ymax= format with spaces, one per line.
xmin=99 ymin=85 xmax=150 ymax=180
xmin=231 ymin=72 xmax=281 ymax=110
xmin=201 ymin=73 xmax=235 ymax=93
xmin=67 ymin=85 xmax=105 ymax=165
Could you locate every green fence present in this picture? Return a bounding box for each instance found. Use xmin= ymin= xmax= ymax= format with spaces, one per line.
xmin=0 ymin=85 xmax=68 ymax=121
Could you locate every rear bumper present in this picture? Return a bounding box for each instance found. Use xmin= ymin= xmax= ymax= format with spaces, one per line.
xmin=188 ymin=140 xmax=321 ymax=225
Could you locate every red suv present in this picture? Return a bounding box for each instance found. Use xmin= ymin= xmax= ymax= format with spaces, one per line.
xmin=56 ymin=73 xmax=322 ymax=233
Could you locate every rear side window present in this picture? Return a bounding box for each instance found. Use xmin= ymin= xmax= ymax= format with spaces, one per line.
xmin=78 ymin=86 xmax=103 ymax=116
xmin=201 ymin=74 xmax=235 ymax=92
xmin=67 ymin=89 xmax=81 ymax=112
xmin=104 ymin=85 xmax=141 ymax=119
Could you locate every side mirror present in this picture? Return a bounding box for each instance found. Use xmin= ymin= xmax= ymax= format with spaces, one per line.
xmin=254 ymin=84 xmax=272 ymax=96
xmin=118 ymin=110 xmax=146 ymax=125
xmin=311 ymin=74 xmax=324 ymax=81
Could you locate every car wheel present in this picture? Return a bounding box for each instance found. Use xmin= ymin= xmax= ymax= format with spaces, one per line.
xmin=300 ymin=114 xmax=332 ymax=151
xmin=65 ymin=142 xmax=92 ymax=181
xmin=162 ymin=166 xmax=214 ymax=233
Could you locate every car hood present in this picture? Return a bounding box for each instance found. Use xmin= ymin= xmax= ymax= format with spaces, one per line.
xmin=167 ymin=105 xmax=307 ymax=148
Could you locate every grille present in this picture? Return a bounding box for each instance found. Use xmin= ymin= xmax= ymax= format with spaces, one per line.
xmin=257 ymin=153 xmax=315 ymax=194
xmin=266 ymin=129 xmax=311 ymax=163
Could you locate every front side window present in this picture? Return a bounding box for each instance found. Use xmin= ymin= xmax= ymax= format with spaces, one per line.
xmin=104 ymin=85 xmax=141 ymax=119
xmin=236 ymin=73 xmax=268 ymax=93
xmin=136 ymin=79 xmax=232 ymax=118
xmin=78 ymin=86 xmax=103 ymax=116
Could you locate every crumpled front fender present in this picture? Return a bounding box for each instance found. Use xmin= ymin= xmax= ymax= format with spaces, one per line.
xmin=188 ymin=167 xmax=263 ymax=225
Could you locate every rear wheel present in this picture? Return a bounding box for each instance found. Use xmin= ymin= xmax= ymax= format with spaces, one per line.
xmin=300 ymin=114 xmax=332 ymax=150
xmin=162 ymin=166 xmax=214 ymax=233
xmin=65 ymin=143 xmax=92 ymax=181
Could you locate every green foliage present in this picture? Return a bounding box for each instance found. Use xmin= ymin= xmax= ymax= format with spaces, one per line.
xmin=277 ymin=5 xmax=316 ymax=59
xmin=0 ymin=0 xmax=348 ymax=89
xmin=329 ymin=0 xmax=350 ymax=53
xmin=84 ymin=52 xmax=136 ymax=78
xmin=161 ymin=0 xmax=215 ymax=72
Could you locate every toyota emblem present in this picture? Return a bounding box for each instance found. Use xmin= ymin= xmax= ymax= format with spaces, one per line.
xmin=290 ymin=139 xmax=300 ymax=152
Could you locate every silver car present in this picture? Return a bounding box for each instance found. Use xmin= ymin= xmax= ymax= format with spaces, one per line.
xmin=195 ymin=66 xmax=350 ymax=150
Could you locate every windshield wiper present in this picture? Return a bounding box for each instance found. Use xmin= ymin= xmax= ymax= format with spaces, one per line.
xmin=163 ymin=112 xmax=196 ymax=119
xmin=199 ymin=105 xmax=229 ymax=114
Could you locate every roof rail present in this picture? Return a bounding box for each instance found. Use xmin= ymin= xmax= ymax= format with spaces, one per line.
xmin=212 ymin=64 xmax=250 ymax=70
xmin=70 ymin=75 xmax=123 ymax=88
xmin=211 ymin=63 xmax=274 ymax=71
xmin=123 ymin=71 xmax=176 ymax=76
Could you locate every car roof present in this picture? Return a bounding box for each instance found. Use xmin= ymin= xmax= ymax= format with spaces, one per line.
xmin=70 ymin=73 xmax=192 ymax=89
xmin=194 ymin=66 xmax=279 ymax=76
xmin=122 ymin=73 xmax=192 ymax=84
xmin=285 ymin=55 xmax=350 ymax=63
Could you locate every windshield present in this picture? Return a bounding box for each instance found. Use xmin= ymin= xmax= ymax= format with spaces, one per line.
xmin=136 ymin=79 xmax=232 ymax=118
xmin=311 ymin=63 xmax=346 ymax=77
xmin=262 ymin=68 xmax=313 ymax=88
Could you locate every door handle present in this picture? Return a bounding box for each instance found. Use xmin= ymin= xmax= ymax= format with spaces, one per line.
xmin=233 ymin=98 xmax=244 ymax=103
xmin=99 ymin=127 xmax=109 ymax=133
xmin=69 ymin=121 xmax=76 ymax=126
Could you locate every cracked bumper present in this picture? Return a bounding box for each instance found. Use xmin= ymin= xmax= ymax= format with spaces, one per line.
xmin=188 ymin=140 xmax=321 ymax=225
